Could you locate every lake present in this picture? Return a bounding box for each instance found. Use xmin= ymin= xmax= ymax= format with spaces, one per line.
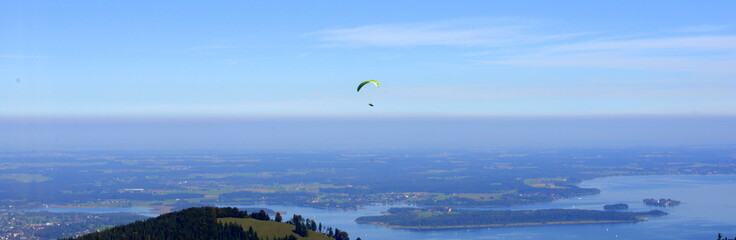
xmin=31 ymin=174 xmax=736 ymax=239
xmin=225 ymin=175 xmax=736 ymax=240
xmin=27 ymin=206 xmax=159 ymax=218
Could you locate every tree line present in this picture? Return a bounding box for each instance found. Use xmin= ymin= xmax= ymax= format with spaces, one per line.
xmin=63 ymin=207 xmax=358 ymax=240
xmin=282 ymin=212 xmax=356 ymax=240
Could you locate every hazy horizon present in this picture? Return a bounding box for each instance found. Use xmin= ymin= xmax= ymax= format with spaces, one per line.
xmin=2 ymin=115 xmax=735 ymax=151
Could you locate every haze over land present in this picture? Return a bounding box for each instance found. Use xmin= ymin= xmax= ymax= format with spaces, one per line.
xmin=2 ymin=1 xmax=736 ymax=239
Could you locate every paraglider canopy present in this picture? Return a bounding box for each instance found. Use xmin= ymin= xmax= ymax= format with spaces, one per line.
xmin=357 ymin=80 xmax=380 ymax=92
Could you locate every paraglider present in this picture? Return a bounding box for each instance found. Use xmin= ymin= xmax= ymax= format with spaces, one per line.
xmin=357 ymin=80 xmax=380 ymax=107
xmin=357 ymin=80 xmax=380 ymax=92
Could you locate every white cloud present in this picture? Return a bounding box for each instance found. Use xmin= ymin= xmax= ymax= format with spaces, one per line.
xmin=675 ymin=25 xmax=731 ymax=33
xmin=547 ymin=35 xmax=736 ymax=52
xmin=481 ymin=34 xmax=736 ymax=74
xmin=313 ymin=20 xmax=736 ymax=74
xmin=314 ymin=19 xmax=588 ymax=47
xmin=486 ymin=53 xmax=736 ymax=74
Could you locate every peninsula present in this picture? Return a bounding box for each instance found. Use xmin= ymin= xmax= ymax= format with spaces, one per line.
xmin=356 ymin=208 xmax=667 ymax=229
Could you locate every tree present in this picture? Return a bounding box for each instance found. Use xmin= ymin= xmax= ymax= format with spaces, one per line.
xmin=291 ymin=214 xmax=308 ymax=237
xmin=275 ymin=212 xmax=283 ymax=222
xmin=310 ymin=219 xmax=317 ymax=231
xmin=250 ymin=209 xmax=270 ymax=221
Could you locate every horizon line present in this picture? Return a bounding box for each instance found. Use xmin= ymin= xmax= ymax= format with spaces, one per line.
xmin=1 ymin=113 xmax=735 ymax=121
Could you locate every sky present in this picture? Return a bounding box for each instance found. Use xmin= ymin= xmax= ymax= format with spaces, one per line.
xmin=2 ymin=0 xmax=735 ymax=117
xmin=1 ymin=1 xmax=736 ymax=150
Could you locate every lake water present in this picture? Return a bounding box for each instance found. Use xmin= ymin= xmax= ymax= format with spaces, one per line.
xmin=30 ymin=175 xmax=736 ymax=239
xmin=27 ymin=206 xmax=159 ymax=217
xmin=225 ymin=175 xmax=736 ymax=240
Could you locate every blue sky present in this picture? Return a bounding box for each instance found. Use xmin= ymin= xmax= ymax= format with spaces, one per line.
xmin=2 ymin=0 xmax=736 ymax=117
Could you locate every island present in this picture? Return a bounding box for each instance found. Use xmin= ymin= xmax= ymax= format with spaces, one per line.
xmin=644 ymin=198 xmax=681 ymax=207
xmin=604 ymin=203 xmax=629 ymax=210
xmin=355 ymin=207 xmax=667 ymax=229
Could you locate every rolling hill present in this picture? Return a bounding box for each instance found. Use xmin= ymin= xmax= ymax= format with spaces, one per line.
xmin=63 ymin=207 xmax=344 ymax=240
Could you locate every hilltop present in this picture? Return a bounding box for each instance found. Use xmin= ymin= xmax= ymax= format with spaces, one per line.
xmin=63 ymin=207 xmax=353 ymax=240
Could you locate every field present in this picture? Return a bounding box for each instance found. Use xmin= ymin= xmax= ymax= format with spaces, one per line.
xmin=1 ymin=147 xmax=734 ymax=211
xmin=218 ymin=218 xmax=333 ymax=240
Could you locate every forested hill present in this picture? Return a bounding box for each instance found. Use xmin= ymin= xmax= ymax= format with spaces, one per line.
xmin=63 ymin=207 xmax=353 ymax=240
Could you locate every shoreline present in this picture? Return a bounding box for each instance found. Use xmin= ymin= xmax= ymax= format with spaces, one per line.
xmin=360 ymin=219 xmax=639 ymax=229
